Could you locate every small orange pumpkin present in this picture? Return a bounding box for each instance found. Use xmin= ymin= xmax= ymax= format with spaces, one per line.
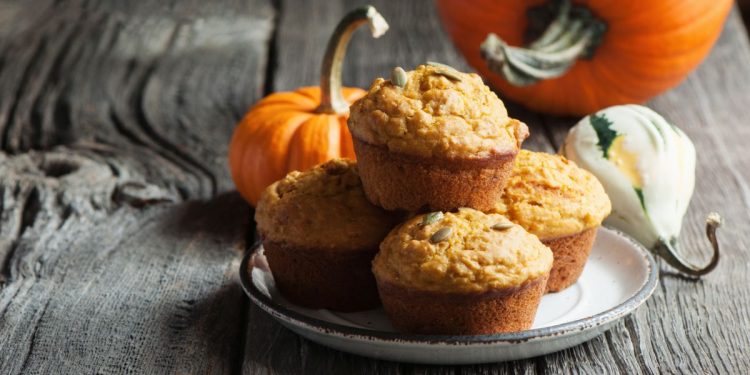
xmin=229 ymin=6 xmax=389 ymax=205
xmin=436 ymin=0 xmax=732 ymax=116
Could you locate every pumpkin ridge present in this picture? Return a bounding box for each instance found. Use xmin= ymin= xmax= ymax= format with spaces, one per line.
xmin=241 ymin=112 xmax=313 ymax=203
xmin=286 ymin=115 xmax=342 ymax=173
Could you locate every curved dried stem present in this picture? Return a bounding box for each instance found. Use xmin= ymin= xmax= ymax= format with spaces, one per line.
xmin=653 ymin=213 xmax=722 ymax=277
xmin=480 ymin=0 xmax=606 ymax=86
xmin=317 ymin=6 xmax=389 ymax=114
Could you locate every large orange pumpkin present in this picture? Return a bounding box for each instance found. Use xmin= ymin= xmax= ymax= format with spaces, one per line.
xmin=229 ymin=6 xmax=388 ymax=205
xmin=436 ymin=0 xmax=732 ymax=116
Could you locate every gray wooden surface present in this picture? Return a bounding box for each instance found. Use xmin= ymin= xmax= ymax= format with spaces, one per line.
xmin=1 ymin=0 xmax=749 ymax=374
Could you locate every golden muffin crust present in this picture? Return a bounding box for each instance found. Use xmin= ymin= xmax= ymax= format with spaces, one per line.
xmin=348 ymin=64 xmax=528 ymax=159
xmin=372 ymin=208 xmax=553 ymax=293
xmin=494 ymin=150 xmax=612 ymax=240
xmin=255 ymin=159 xmax=398 ymax=250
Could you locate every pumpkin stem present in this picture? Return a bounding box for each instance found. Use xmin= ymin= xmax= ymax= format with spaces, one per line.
xmin=480 ymin=0 xmax=607 ymax=86
xmin=653 ymin=213 xmax=722 ymax=277
xmin=316 ymin=6 xmax=389 ymax=114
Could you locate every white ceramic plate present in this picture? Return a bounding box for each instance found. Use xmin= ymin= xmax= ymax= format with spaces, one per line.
xmin=240 ymin=227 xmax=658 ymax=364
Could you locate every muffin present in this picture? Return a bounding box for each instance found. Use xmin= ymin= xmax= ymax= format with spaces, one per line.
xmin=372 ymin=208 xmax=553 ymax=335
xmin=255 ymin=159 xmax=400 ymax=311
xmin=494 ymin=150 xmax=612 ymax=292
xmin=348 ymin=63 xmax=529 ymax=211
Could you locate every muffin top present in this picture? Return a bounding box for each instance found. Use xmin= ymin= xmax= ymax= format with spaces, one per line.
xmin=348 ymin=64 xmax=528 ymax=159
xmin=493 ymin=150 xmax=612 ymax=240
xmin=255 ymin=159 xmax=398 ymax=250
xmin=372 ymin=208 xmax=553 ymax=294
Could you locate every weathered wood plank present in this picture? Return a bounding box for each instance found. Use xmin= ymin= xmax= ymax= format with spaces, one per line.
xmin=244 ymin=1 xmax=750 ymax=374
xmin=0 ymin=0 xmax=273 ymax=197
xmin=0 ymin=156 xmax=249 ymax=372
xmin=2 ymin=0 xmax=748 ymax=373
xmin=0 ymin=0 xmax=273 ymax=373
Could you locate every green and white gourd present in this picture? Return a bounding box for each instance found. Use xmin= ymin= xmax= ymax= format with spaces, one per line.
xmin=562 ymin=105 xmax=721 ymax=276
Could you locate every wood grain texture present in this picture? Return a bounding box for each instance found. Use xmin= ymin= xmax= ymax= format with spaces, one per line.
xmin=1 ymin=0 xmax=749 ymax=373
xmin=243 ymin=1 xmax=750 ymax=374
xmin=0 ymin=0 xmax=274 ymax=197
xmin=0 ymin=0 xmax=272 ymax=373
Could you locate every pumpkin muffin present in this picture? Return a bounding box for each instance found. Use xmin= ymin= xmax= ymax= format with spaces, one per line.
xmin=493 ymin=150 xmax=612 ymax=292
xmin=372 ymin=208 xmax=553 ymax=335
xmin=348 ymin=63 xmax=529 ymax=211
xmin=255 ymin=159 xmax=400 ymax=311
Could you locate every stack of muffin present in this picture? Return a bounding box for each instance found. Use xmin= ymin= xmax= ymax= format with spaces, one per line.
xmin=255 ymin=64 xmax=611 ymax=335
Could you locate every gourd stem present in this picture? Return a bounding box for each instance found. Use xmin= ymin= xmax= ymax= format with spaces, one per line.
xmin=316 ymin=5 xmax=388 ymax=114
xmin=653 ymin=213 xmax=722 ymax=277
xmin=480 ymin=0 xmax=607 ymax=86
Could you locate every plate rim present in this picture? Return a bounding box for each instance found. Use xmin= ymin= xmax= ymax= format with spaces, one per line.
xmin=239 ymin=227 xmax=659 ymax=345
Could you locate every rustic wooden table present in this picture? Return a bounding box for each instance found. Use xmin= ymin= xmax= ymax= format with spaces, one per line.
xmin=1 ymin=0 xmax=748 ymax=373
